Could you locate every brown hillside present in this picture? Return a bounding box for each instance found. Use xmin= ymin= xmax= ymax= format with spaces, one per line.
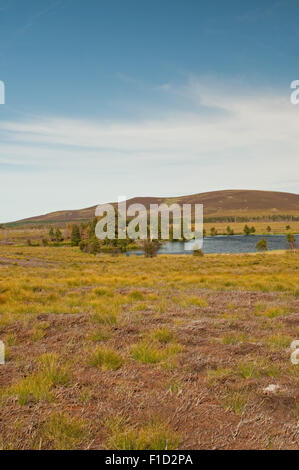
xmin=8 ymin=190 xmax=299 ymax=225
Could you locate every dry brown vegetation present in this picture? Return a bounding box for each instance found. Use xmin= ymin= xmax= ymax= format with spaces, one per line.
xmin=5 ymin=189 xmax=299 ymax=226
xmin=0 ymin=245 xmax=298 ymax=449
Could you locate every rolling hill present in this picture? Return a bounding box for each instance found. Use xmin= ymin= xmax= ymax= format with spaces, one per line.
xmin=5 ymin=189 xmax=299 ymax=226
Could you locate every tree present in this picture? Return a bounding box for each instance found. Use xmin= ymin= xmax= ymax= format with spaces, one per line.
xmin=286 ymin=233 xmax=296 ymax=252
xmin=65 ymin=223 xmax=73 ymax=240
xmin=266 ymin=226 xmax=271 ymax=233
xmin=256 ymin=238 xmax=268 ymax=251
xmin=49 ymin=227 xmax=55 ymax=241
xmin=141 ymin=239 xmax=161 ymax=258
xmin=286 ymin=225 xmax=291 ymax=231
xmin=71 ymin=225 xmax=81 ymax=246
xmin=79 ymin=237 xmax=101 ymax=254
xmin=250 ymin=226 xmax=256 ymax=234
xmin=210 ymin=227 xmax=217 ymax=236
xmin=54 ymin=228 xmax=63 ymax=242
xmin=243 ymin=225 xmax=251 ymax=236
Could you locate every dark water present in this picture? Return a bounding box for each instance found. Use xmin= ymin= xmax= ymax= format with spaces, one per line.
xmin=128 ymin=234 xmax=298 ymax=255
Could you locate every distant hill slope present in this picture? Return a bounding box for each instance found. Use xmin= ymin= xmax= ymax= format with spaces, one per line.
xmin=6 ymin=190 xmax=299 ymax=226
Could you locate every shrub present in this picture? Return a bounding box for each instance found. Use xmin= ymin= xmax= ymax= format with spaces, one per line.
xmin=71 ymin=225 xmax=81 ymax=246
xmin=54 ymin=228 xmax=63 ymax=242
xmin=42 ymin=238 xmax=49 ymax=246
xmin=80 ymin=237 xmax=101 ymax=254
xmin=256 ymin=238 xmax=268 ymax=251
xmin=286 ymin=233 xmax=296 ymax=251
xmin=141 ymin=240 xmax=161 ymax=258
xmin=193 ymin=249 xmax=204 ymax=257
xmin=49 ymin=227 xmax=55 ymax=241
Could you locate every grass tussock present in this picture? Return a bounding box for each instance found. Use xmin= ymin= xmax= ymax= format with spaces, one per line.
xmin=91 ymin=311 xmax=117 ymax=326
xmin=1 ymin=353 xmax=70 ymax=405
xmin=106 ymin=418 xmax=180 ymax=450
xmin=131 ymin=340 xmax=183 ymax=368
xmin=88 ymin=327 xmax=111 ymax=342
xmin=221 ymin=332 xmax=250 ymax=345
xmin=260 ymin=306 xmax=289 ymax=318
xmin=39 ymin=413 xmax=87 ymax=450
xmin=237 ymin=360 xmax=280 ymax=379
xmin=266 ymin=333 xmax=292 ymax=350
xmin=150 ymin=327 xmax=174 ymax=344
xmin=223 ymin=390 xmax=249 ymax=416
xmin=180 ymin=296 xmax=208 ymax=308
xmin=89 ymin=346 xmax=123 ymax=371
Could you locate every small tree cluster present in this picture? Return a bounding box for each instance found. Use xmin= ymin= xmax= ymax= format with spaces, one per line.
xmin=79 ymin=237 xmax=101 ymax=254
xmin=243 ymin=225 xmax=256 ymax=235
xmin=48 ymin=227 xmax=64 ymax=242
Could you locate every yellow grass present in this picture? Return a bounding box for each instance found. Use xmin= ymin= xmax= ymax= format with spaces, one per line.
xmin=0 ymin=244 xmax=298 ymax=449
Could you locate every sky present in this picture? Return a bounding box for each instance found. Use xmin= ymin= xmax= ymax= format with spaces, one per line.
xmin=1 ymin=0 xmax=299 ymax=222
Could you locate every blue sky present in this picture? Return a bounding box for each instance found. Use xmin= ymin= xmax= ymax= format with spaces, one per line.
xmin=1 ymin=0 xmax=299 ymax=222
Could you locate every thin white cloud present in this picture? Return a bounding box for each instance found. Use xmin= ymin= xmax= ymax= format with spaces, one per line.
xmin=1 ymin=81 xmax=298 ymax=159
xmin=0 ymin=78 xmax=298 ymax=221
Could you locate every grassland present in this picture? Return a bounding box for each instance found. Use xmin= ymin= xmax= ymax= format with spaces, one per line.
xmin=0 ymin=245 xmax=298 ymax=449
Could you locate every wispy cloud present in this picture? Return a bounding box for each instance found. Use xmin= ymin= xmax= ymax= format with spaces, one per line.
xmin=1 ymin=79 xmax=297 ymax=159
xmin=0 ymin=78 xmax=298 ymax=221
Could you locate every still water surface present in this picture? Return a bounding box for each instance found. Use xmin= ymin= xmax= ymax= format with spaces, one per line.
xmin=129 ymin=234 xmax=298 ymax=255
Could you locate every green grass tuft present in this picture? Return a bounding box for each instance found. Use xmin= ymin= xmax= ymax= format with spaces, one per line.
xmin=89 ymin=346 xmax=123 ymax=370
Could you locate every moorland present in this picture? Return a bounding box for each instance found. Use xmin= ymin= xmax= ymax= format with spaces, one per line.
xmin=0 ymin=241 xmax=298 ymax=449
